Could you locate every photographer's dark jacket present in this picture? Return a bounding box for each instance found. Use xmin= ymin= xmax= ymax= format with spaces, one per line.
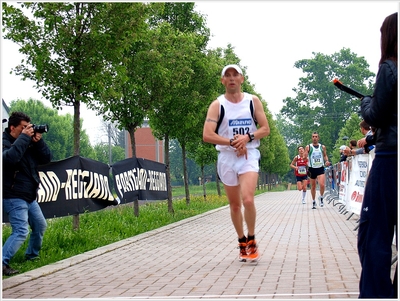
xmin=3 ymin=128 xmax=52 ymax=202
xmin=361 ymin=59 xmax=397 ymax=153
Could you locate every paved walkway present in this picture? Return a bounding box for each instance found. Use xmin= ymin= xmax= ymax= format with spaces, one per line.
xmin=2 ymin=190 xmax=395 ymax=299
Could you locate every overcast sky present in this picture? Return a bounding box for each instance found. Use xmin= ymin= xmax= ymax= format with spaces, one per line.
xmin=1 ymin=1 xmax=398 ymax=144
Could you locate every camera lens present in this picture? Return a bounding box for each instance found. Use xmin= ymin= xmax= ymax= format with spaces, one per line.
xmin=33 ymin=124 xmax=49 ymax=133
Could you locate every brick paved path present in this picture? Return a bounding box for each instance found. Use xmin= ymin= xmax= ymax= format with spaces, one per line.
xmin=3 ymin=190 xmax=392 ymax=299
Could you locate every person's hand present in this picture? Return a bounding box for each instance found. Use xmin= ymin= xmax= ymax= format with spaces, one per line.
xmin=231 ymin=135 xmax=249 ymax=159
xmin=343 ymin=147 xmax=351 ymax=156
xmin=235 ymin=146 xmax=248 ymax=159
xmin=325 ymin=160 xmax=331 ymax=166
xmin=231 ymin=134 xmax=249 ymax=149
xmin=358 ymin=138 xmax=367 ymax=148
xmin=32 ymin=132 xmax=42 ymax=142
xmin=21 ymin=124 xmax=34 ymax=137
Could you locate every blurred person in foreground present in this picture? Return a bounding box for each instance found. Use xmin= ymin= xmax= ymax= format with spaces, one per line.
xmin=2 ymin=112 xmax=52 ymax=276
xmin=357 ymin=12 xmax=397 ymax=298
xmin=203 ymin=64 xmax=270 ymax=262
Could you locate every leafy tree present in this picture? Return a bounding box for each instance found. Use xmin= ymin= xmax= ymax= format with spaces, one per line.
xmin=182 ymin=47 xmax=224 ymax=195
xmin=2 ymin=2 xmax=146 ymax=156
xmin=275 ymin=113 xmax=305 ymax=148
xmin=169 ymin=139 xmax=184 ymax=185
xmin=280 ymin=48 xmax=375 ymax=158
xmin=143 ymin=20 xmax=210 ymax=208
xmin=187 ymin=140 xmax=218 ymax=199
xmin=331 ymin=113 xmax=364 ymax=163
xmin=8 ymin=98 xmax=94 ymax=161
xmin=93 ymin=143 xmax=125 ymax=165
xmin=173 ymin=52 xmax=219 ymax=204
xmin=89 ymin=3 xmax=155 ymax=159
xmin=275 ymin=113 xmax=304 ymax=184
xmin=148 ymin=2 xmax=209 ymax=48
xmin=145 ymin=3 xmax=212 ymax=206
xmin=146 ymin=29 xmax=202 ymax=205
xmin=257 ymin=102 xmax=290 ymax=188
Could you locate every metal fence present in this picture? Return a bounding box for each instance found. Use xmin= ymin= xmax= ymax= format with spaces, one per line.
xmin=322 ymin=154 xmax=397 ymax=267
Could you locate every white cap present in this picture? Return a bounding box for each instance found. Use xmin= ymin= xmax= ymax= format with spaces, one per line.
xmin=221 ymin=64 xmax=243 ymax=77
xmin=339 ymin=145 xmax=346 ymax=151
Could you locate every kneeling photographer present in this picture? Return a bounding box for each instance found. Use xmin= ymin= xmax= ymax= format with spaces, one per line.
xmin=2 ymin=111 xmax=52 ymax=276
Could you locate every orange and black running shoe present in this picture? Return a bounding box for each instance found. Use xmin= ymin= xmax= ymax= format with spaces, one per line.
xmin=238 ymin=242 xmax=248 ymax=262
xmin=246 ymin=240 xmax=259 ymax=261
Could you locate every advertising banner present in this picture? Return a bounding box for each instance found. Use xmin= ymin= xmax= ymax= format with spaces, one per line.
xmin=338 ymin=161 xmax=348 ymax=204
xmin=3 ymin=156 xmax=168 ymax=222
xmin=346 ymin=154 xmax=370 ymax=215
xmin=112 ymin=157 xmax=168 ymax=204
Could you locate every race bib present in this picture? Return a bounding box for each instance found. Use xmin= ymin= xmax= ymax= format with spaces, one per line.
xmin=311 ymin=153 xmax=323 ymax=168
xmin=228 ymin=118 xmax=252 ymax=137
xmin=298 ymin=166 xmax=307 ymax=175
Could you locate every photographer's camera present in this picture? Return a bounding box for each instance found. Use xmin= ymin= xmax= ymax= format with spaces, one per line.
xmin=33 ymin=124 xmax=49 ymax=133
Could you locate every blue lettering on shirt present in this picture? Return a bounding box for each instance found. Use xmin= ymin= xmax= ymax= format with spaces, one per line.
xmin=229 ymin=119 xmax=252 ymax=126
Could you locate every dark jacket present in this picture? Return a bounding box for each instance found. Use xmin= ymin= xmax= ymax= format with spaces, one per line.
xmin=3 ymin=128 xmax=52 ymax=202
xmin=361 ymin=60 xmax=397 ymax=153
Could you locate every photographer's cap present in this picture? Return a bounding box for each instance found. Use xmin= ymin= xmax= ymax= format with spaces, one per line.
xmin=221 ymin=64 xmax=243 ymax=77
xmin=339 ymin=145 xmax=346 ymax=151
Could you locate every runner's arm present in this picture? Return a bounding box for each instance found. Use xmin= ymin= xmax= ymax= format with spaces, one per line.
xmin=252 ymin=95 xmax=270 ymax=140
xmin=303 ymin=145 xmax=309 ymax=160
xmin=322 ymin=145 xmax=330 ymax=166
xmin=203 ymin=99 xmax=231 ymax=146
xmin=290 ymin=156 xmax=298 ymax=170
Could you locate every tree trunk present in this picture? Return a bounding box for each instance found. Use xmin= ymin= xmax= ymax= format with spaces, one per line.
xmin=127 ymin=125 xmax=139 ymax=215
xmin=215 ymin=162 xmax=221 ymax=196
xmin=127 ymin=125 xmax=137 ymax=158
xmin=181 ymin=143 xmax=190 ymax=205
xmin=133 ymin=199 xmax=139 ymax=217
xmin=164 ymin=134 xmax=174 ymax=213
xmin=201 ymin=165 xmax=206 ymax=201
xmin=73 ymin=100 xmax=81 ymax=230
xmin=73 ymin=100 xmax=81 ymax=156
xmin=267 ymin=172 xmax=271 ymax=191
xmin=263 ymin=172 xmax=267 ymax=189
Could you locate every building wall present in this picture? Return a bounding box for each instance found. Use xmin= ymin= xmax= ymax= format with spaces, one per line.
xmin=2 ymin=99 xmax=10 ymax=132
xmin=125 ymin=127 xmax=164 ymax=163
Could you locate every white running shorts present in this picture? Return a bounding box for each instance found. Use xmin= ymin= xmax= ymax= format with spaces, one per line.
xmin=217 ymin=148 xmax=260 ymax=186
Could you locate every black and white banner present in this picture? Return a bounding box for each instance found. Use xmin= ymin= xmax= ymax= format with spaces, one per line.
xmin=346 ymin=154 xmax=370 ymax=214
xmin=112 ymin=157 xmax=168 ymax=204
xmin=37 ymin=156 xmax=117 ymax=219
xmin=3 ymin=156 xmax=168 ymax=222
xmin=324 ymin=151 xmax=375 ymax=216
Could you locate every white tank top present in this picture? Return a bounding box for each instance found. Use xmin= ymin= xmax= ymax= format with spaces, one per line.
xmin=216 ymin=92 xmax=259 ymax=152
xmin=308 ymin=143 xmax=324 ymax=168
